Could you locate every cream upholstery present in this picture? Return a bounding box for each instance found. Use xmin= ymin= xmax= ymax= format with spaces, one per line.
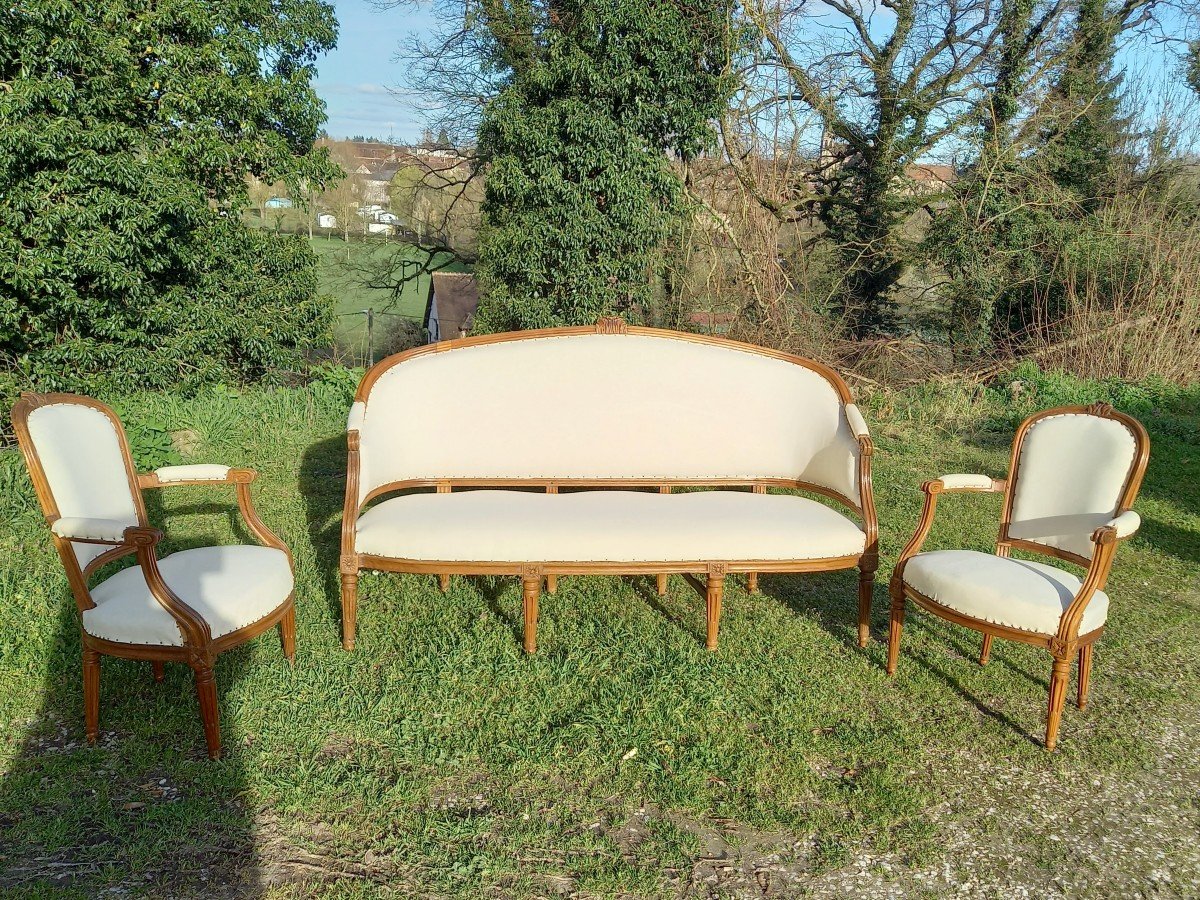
xmin=83 ymin=546 xmax=293 ymax=646
xmin=155 ymin=464 xmax=231 ymax=482
xmin=353 ymin=333 xmax=863 ymax=505
xmin=26 ymin=403 xmax=139 ymax=569
xmin=938 ymin=473 xmax=994 ymax=491
xmin=52 ymin=517 xmax=129 ymax=542
xmin=1108 ymin=510 xmax=1141 ymax=539
xmin=356 ymin=490 xmax=866 ymax=562
xmin=902 ymin=550 xmax=1108 ymax=636
xmin=1009 ymin=413 xmax=1138 ymax=560
xmin=845 ymin=403 xmax=869 ymax=439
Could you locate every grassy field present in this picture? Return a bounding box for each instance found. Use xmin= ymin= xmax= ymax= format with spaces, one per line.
xmin=308 ymin=236 xmax=470 ymax=363
xmin=0 ymin=368 xmax=1197 ymax=897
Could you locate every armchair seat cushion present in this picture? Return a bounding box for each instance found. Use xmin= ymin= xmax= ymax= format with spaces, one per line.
xmin=355 ymin=489 xmax=866 ymax=563
xmin=902 ymin=550 xmax=1108 ymax=636
xmin=83 ymin=546 xmax=293 ymax=646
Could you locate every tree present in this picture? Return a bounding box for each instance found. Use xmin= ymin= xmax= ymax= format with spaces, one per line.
xmin=473 ymin=0 xmax=735 ymax=331
xmin=0 ymin=0 xmax=339 ymax=416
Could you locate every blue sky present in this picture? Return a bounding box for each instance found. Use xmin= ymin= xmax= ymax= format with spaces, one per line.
xmin=315 ymin=1 xmax=437 ymax=142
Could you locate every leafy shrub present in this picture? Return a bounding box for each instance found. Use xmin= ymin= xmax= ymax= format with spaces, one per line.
xmin=110 ymin=404 xmax=181 ymax=470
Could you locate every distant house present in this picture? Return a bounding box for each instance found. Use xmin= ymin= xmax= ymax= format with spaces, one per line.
xmin=264 ymin=196 xmax=293 ymax=209
xmin=425 ymin=273 xmax=479 ymax=342
xmin=318 ymin=213 xmax=337 ymax=229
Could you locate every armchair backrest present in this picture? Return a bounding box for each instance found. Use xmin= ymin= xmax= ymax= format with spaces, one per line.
xmin=11 ymin=394 xmax=146 ymax=572
xmin=349 ymin=324 xmax=865 ymax=508
xmin=1001 ymin=403 xmax=1149 ymax=565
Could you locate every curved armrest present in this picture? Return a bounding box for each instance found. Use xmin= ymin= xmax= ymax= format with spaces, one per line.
xmin=51 ymin=517 xmax=131 ymax=543
xmin=139 ymin=465 xmax=289 ymax=558
xmin=122 ymin=526 xmax=213 ymax=647
xmin=140 ymin=465 xmax=237 ymax=487
xmin=845 ymin=403 xmax=869 ymax=439
xmin=1097 ymin=510 xmax=1140 ymax=541
xmin=935 ymin=473 xmax=1006 ymax=493
xmin=348 ymin=401 xmax=365 ymax=434
xmin=894 ymin=474 xmax=1005 ymax=570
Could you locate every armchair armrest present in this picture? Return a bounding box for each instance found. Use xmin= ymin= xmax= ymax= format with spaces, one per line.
xmin=154 ymin=464 xmax=232 ymax=483
xmin=50 ymin=517 xmax=131 ymax=543
xmin=894 ymin=473 xmax=1006 ymax=571
xmin=933 ymin=473 xmax=1006 ymax=493
xmin=348 ymin=401 xmax=365 ymax=433
xmin=122 ymin=525 xmax=213 ymax=647
xmin=1098 ymin=510 xmax=1141 ymax=541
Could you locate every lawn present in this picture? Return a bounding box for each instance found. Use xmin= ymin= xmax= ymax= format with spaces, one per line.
xmin=0 ymin=369 xmax=1197 ymax=897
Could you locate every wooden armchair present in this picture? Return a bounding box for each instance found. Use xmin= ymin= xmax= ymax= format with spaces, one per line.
xmin=11 ymin=393 xmax=296 ymax=759
xmin=887 ymin=403 xmax=1150 ymax=750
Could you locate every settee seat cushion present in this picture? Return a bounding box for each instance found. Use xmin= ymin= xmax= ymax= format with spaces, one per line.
xmin=902 ymin=549 xmax=1108 ymax=636
xmin=355 ymin=489 xmax=866 ymax=563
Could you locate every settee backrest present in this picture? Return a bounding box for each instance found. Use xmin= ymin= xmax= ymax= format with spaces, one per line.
xmin=349 ymin=326 xmax=864 ymax=506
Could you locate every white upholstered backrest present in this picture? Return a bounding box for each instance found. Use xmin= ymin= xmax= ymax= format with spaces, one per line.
xmin=353 ymin=332 xmax=861 ymax=505
xmin=24 ymin=402 xmax=140 ymax=569
xmin=1008 ymin=412 xmax=1140 ymax=561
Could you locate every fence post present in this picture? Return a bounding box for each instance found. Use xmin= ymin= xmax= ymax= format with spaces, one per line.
xmin=365 ymin=307 xmax=374 ymax=367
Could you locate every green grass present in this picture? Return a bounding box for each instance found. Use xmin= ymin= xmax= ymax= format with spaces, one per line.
xmin=309 ymin=237 xmax=470 ymax=359
xmin=0 ymin=370 xmax=1196 ymax=896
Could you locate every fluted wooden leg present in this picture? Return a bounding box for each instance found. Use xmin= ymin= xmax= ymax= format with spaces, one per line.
xmin=706 ymin=572 xmax=724 ymax=651
xmin=886 ymin=581 xmax=905 ymax=676
xmin=341 ymin=572 xmax=358 ymax=651
xmin=83 ymin=648 xmax=100 ymax=744
xmin=522 ymin=574 xmax=541 ymax=654
xmin=656 ymin=574 xmax=668 ymax=596
xmin=279 ymin=606 xmax=296 ymax=665
xmin=857 ymin=566 xmax=875 ymax=648
xmin=152 ymin=660 xmax=165 ymax=684
xmin=747 ymin=573 xmax=758 ymax=594
xmin=193 ymin=665 xmax=221 ymax=759
xmin=439 ymin=574 xmax=450 ymax=593
xmin=1077 ymin=644 xmax=1093 ymax=710
xmin=1046 ymin=655 xmax=1071 ymax=751
xmin=980 ymin=634 xmax=993 ymax=666
xmin=545 ymin=575 xmax=557 ymax=594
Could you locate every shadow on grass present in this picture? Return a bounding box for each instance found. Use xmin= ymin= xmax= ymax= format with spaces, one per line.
xmin=299 ymin=434 xmax=349 ymax=629
xmin=0 ymin=492 xmax=264 ymax=896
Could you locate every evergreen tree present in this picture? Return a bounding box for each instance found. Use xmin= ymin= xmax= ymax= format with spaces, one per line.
xmin=473 ymin=0 xmax=733 ymax=331
xmin=0 ymin=0 xmax=339 ymax=416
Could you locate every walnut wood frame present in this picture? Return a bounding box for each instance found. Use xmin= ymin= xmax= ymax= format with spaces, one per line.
xmin=11 ymin=393 xmax=296 ymax=759
xmin=340 ymin=318 xmax=879 ymax=653
xmin=886 ymin=403 xmax=1150 ymax=751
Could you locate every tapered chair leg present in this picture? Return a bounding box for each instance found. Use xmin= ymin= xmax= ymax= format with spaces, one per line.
xmin=193 ymin=665 xmax=221 ymax=759
xmin=886 ymin=581 xmax=905 ymax=676
xmin=656 ymin=574 xmax=668 ymax=597
xmin=341 ymin=572 xmax=358 ymax=651
xmin=857 ymin=566 xmax=875 ymax=648
xmin=1046 ymin=655 xmax=1071 ymax=751
xmin=705 ymin=572 xmax=725 ymax=651
xmin=439 ymin=574 xmax=450 ymax=593
xmin=1077 ymin=644 xmax=1093 ymax=710
xmin=545 ymin=575 xmax=557 ymax=595
xmin=747 ymin=572 xmax=758 ymax=594
xmin=279 ymin=606 xmax=296 ymax=665
xmin=83 ymin=648 xmax=101 ymax=744
xmin=980 ymin=634 xmax=993 ymax=666
xmin=152 ymin=660 xmax=165 ymax=684
xmin=522 ymin=574 xmax=541 ymax=654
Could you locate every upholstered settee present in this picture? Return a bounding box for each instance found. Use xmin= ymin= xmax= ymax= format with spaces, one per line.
xmin=339 ymin=320 xmax=878 ymax=652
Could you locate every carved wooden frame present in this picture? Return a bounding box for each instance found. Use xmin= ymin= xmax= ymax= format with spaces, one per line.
xmin=886 ymin=403 xmax=1150 ymax=750
xmin=11 ymin=393 xmax=296 ymax=759
xmin=340 ymin=318 xmax=879 ymax=653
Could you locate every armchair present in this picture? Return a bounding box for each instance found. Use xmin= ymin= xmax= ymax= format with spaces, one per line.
xmin=887 ymin=403 xmax=1150 ymax=750
xmin=11 ymin=393 xmax=296 ymax=758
